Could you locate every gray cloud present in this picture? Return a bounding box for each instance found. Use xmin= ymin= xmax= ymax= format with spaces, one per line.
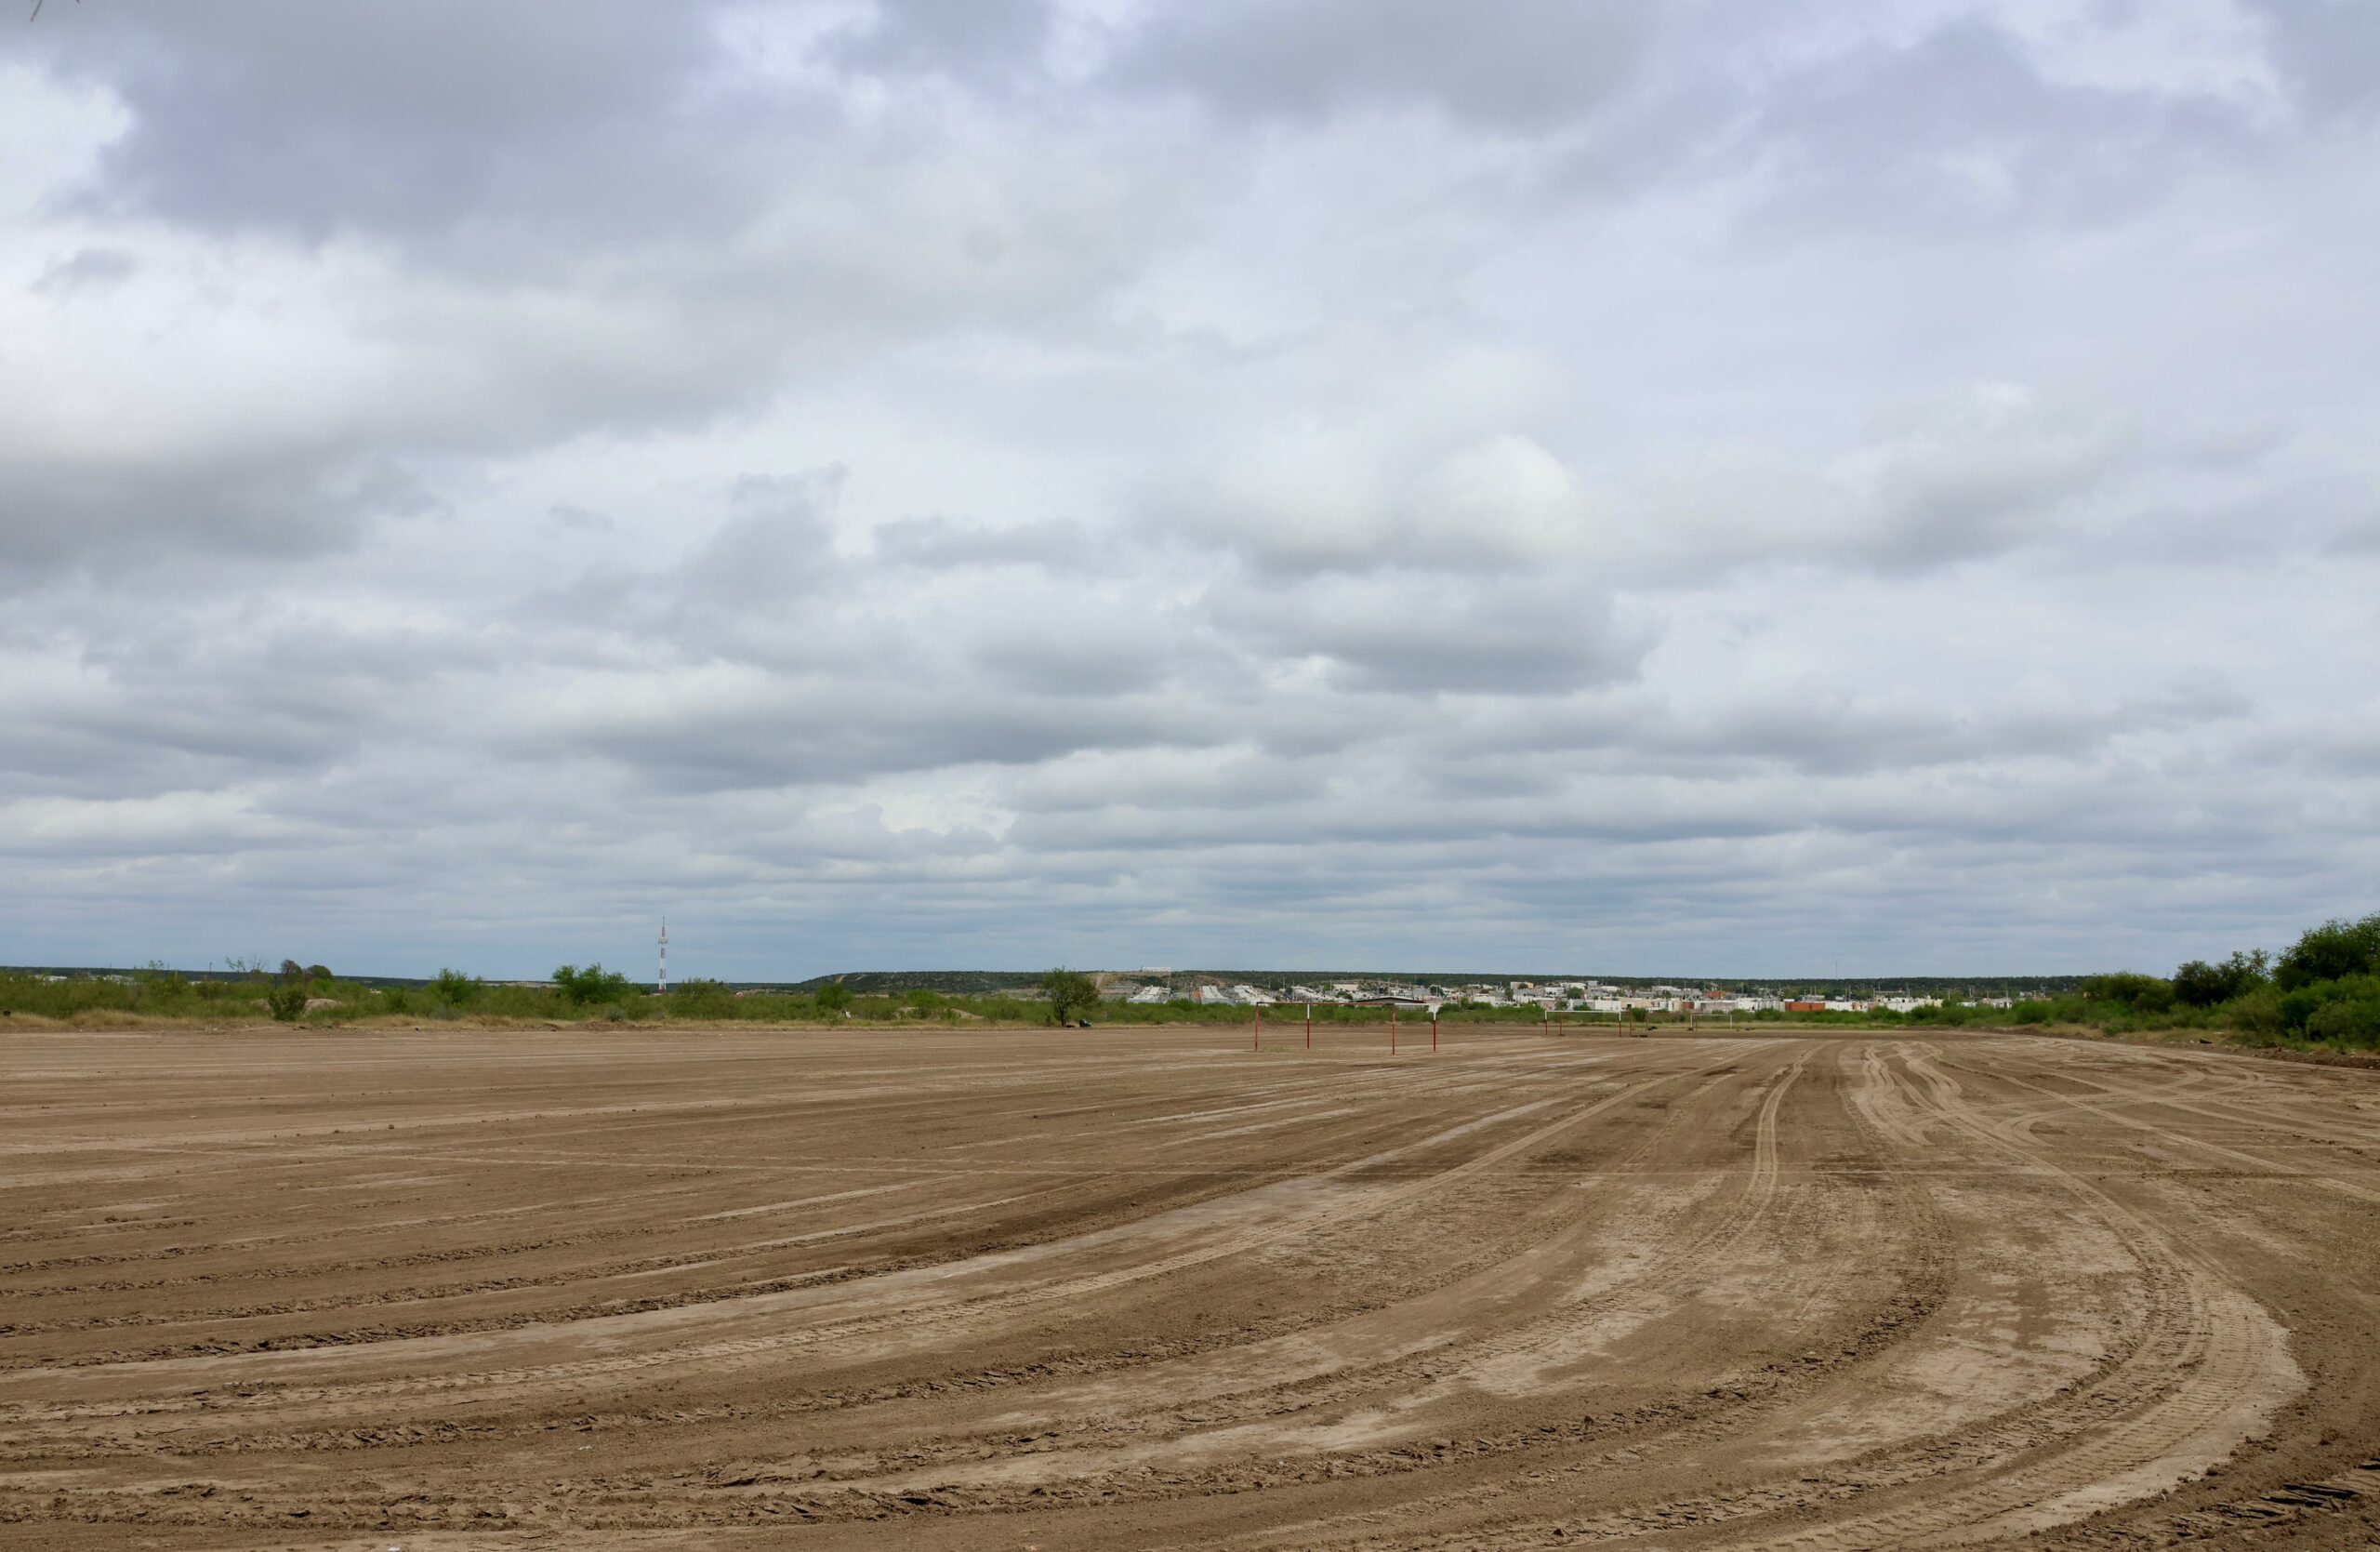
xmin=826 ymin=0 xmax=1053 ymax=86
xmin=29 ymin=3 xmax=727 ymax=243
xmin=2248 ymin=0 xmax=2380 ymax=121
xmin=2 ymin=1 xmax=2375 ymax=978
xmin=1106 ymin=0 xmax=1656 ymax=131
xmin=1741 ymin=20 xmax=2263 ymax=237
xmin=31 ymin=245 xmax=138 ymax=294
xmin=871 ymin=514 xmax=1105 ymax=572
xmin=1213 ymin=574 xmax=1647 ymax=696
xmin=0 ymin=447 xmax=440 ymax=585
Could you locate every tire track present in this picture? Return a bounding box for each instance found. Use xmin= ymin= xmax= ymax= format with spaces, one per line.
xmin=0 ymin=1028 xmax=2364 ymax=1551
xmin=0 ymin=1050 xmax=1754 ymax=1439
xmin=1682 ymin=1041 xmax=2299 ymax=1550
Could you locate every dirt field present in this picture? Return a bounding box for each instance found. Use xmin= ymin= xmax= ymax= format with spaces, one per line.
xmin=4 ymin=1026 xmax=2377 ymax=1550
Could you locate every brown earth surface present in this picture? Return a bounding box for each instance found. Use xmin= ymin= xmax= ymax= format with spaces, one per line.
xmin=3 ymin=1024 xmax=2378 ymax=1551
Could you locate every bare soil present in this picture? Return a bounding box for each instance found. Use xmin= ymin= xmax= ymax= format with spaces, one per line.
xmin=3 ymin=1025 xmax=2377 ymax=1549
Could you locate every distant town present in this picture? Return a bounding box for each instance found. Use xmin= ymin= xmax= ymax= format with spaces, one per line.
xmin=1091 ymin=972 xmax=2030 ymax=1015
xmin=4 ymin=963 xmax=2082 ymax=1017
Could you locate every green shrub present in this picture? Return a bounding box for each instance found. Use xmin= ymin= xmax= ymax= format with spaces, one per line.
xmin=2275 ymin=914 xmax=2380 ymax=990
xmin=2268 ymin=973 xmax=2380 ymax=1044
xmin=2306 ymin=996 xmax=2380 ymax=1046
xmin=2224 ymin=983 xmax=2282 ymax=1036
xmin=431 ymin=968 xmax=480 ymax=1006
xmin=2081 ymin=973 xmax=2175 ymax=1014
xmin=553 ymin=963 xmax=631 ymax=1006
xmin=668 ymin=978 xmax=736 ymax=1016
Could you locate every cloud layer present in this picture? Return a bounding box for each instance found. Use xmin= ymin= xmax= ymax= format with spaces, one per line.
xmin=4 ymin=0 xmax=2375 ymax=978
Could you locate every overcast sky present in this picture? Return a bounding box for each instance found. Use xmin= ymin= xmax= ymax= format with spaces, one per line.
xmin=4 ymin=1 xmax=2375 ymax=981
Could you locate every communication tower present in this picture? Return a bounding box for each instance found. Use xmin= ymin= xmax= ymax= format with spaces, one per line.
xmin=658 ymin=918 xmax=668 ymax=994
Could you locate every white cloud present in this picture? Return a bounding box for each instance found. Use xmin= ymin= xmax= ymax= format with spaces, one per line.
xmin=1 ymin=2 xmax=2374 ymax=977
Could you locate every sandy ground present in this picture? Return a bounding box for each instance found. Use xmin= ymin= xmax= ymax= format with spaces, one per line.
xmin=2 ymin=1025 xmax=2377 ymax=1550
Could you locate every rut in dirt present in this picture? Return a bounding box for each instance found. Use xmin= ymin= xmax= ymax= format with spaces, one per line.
xmin=2 ymin=1024 xmax=2377 ymax=1549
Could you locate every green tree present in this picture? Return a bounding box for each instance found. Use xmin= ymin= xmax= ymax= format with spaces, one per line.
xmin=2173 ymin=949 xmax=2268 ymax=1008
xmin=552 ymin=963 xmax=630 ymax=1006
xmin=1042 ymin=968 xmax=1099 ymax=1024
xmin=2080 ymin=972 xmax=2175 ymax=1014
xmin=2275 ymin=914 xmax=2380 ymax=990
xmin=813 ymin=981 xmax=853 ymax=1015
xmin=430 ymin=968 xmax=479 ymax=1006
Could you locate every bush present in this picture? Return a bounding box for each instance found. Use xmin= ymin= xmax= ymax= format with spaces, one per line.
xmin=553 ymin=963 xmax=631 ymax=1006
xmin=2225 ymin=984 xmax=2284 ymax=1037
xmin=263 ymin=983 xmax=308 ymax=1022
xmin=2081 ymin=973 xmax=2175 ymax=1014
xmin=669 ymin=978 xmax=736 ymax=1016
xmin=2270 ymin=973 xmax=2380 ymax=1043
xmin=430 ymin=968 xmax=479 ymax=1006
xmin=813 ymin=981 xmax=853 ymax=1015
xmin=2306 ymin=995 xmax=2380 ymax=1047
xmin=2275 ymin=914 xmax=2380 ymax=990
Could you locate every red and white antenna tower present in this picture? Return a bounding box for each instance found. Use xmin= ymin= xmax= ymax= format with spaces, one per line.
xmin=658 ymin=918 xmax=668 ymax=994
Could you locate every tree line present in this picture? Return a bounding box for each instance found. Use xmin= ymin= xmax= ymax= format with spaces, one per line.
xmin=2 ymin=916 xmax=2373 ymax=1048
xmin=2077 ymin=912 xmax=2380 ymax=1045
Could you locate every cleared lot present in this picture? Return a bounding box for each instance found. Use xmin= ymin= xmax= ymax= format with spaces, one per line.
xmin=2 ymin=1025 xmax=2377 ymax=1549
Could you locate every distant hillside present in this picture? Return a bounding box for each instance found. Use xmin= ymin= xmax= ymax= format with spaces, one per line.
xmin=779 ymin=970 xmax=1052 ymax=995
